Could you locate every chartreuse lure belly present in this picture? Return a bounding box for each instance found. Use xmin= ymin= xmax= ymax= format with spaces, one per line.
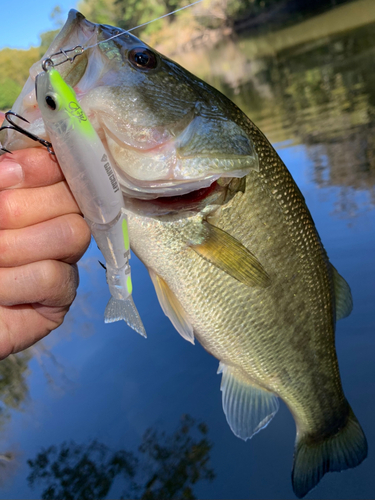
xmin=35 ymin=67 xmax=145 ymax=337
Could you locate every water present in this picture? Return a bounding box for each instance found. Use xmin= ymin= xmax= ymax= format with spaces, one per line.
xmin=1 ymin=2 xmax=375 ymax=499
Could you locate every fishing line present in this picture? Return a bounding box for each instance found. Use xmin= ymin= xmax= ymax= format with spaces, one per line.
xmin=43 ymin=0 xmax=203 ymax=71
xmin=84 ymin=0 xmax=204 ymax=51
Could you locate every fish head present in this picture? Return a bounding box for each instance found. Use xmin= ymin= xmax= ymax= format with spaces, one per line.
xmin=2 ymin=10 xmax=258 ymax=198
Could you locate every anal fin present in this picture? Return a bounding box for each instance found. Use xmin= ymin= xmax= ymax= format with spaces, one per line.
xmin=218 ymin=362 xmax=279 ymax=440
xmin=150 ymin=270 xmax=194 ymax=344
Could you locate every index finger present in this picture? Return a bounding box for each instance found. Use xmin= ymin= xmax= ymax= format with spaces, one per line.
xmin=0 ymin=147 xmax=65 ymax=189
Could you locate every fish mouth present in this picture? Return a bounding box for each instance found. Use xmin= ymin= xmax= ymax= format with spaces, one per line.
xmin=97 ymin=113 xmax=224 ymax=199
xmin=3 ymin=9 xmax=257 ymax=202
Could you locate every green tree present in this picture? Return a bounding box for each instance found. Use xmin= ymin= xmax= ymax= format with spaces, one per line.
xmin=38 ymin=30 xmax=60 ymax=58
xmin=0 ymin=79 xmax=22 ymax=111
xmin=78 ymin=0 xmax=183 ymax=36
xmin=0 ymin=47 xmax=39 ymax=86
xmin=78 ymin=0 xmax=120 ymax=26
xmin=0 ymin=47 xmax=39 ymax=110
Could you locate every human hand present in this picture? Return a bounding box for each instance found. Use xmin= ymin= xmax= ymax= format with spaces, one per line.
xmin=0 ymin=144 xmax=91 ymax=358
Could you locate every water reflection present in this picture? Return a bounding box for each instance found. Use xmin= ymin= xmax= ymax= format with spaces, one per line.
xmin=173 ymin=17 xmax=375 ymax=216
xmin=27 ymin=415 xmax=215 ymax=500
xmin=0 ymin=353 xmax=31 ymax=426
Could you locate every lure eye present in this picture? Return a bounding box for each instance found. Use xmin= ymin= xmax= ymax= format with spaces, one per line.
xmin=45 ymin=94 xmax=59 ymax=111
xmin=128 ymin=47 xmax=157 ymax=71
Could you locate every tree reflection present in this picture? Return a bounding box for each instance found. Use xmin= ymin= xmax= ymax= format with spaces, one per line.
xmin=0 ymin=352 xmax=31 ymax=426
xmin=27 ymin=415 xmax=215 ymax=500
xmin=176 ymin=19 xmax=375 ymax=217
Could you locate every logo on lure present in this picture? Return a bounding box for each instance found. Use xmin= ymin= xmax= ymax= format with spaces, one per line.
xmin=68 ymin=101 xmax=87 ymax=122
xmin=101 ymin=154 xmax=120 ymax=193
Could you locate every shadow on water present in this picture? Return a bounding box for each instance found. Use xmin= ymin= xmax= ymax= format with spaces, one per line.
xmin=26 ymin=415 xmax=215 ymax=500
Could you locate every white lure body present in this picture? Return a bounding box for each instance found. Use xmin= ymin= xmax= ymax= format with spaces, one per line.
xmin=35 ymin=67 xmax=145 ymax=336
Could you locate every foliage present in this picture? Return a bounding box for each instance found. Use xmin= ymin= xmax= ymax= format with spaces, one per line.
xmin=39 ymin=30 xmax=60 ymax=58
xmin=0 ymin=47 xmax=39 ymax=86
xmin=226 ymin=0 xmax=284 ymax=19
xmin=27 ymin=415 xmax=215 ymax=500
xmin=0 ymin=79 xmax=22 ymax=111
xmin=77 ymin=0 xmax=295 ymax=34
xmin=0 ymin=47 xmax=39 ymax=110
xmin=78 ymin=0 xmax=120 ymax=27
xmin=78 ymin=0 xmax=185 ymax=35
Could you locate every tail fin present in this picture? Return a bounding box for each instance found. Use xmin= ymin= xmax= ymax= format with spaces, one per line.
xmin=104 ymin=296 xmax=146 ymax=338
xmin=292 ymin=406 xmax=367 ymax=498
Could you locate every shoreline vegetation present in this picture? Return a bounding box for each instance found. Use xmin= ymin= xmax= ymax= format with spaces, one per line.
xmin=0 ymin=0 xmax=374 ymax=111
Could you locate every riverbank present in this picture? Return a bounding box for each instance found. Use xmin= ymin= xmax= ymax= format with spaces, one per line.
xmin=153 ymin=0 xmax=375 ymax=57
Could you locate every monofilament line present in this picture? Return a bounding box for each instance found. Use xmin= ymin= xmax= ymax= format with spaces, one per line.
xmin=84 ymin=0 xmax=204 ymax=51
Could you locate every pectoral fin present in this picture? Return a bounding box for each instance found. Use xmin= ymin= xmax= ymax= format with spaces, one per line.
xmin=191 ymin=222 xmax=271 ymax=288
xmin=218 ymin=362 xmax=279 ymax=440
xmin=331 ymin=264 xmax=353 ymax=320
xmin=150 ymin=270 xmax=195 ymax=344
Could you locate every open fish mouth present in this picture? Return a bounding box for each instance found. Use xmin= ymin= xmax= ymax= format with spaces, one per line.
xmin=97 ymin=111 xmax=257 ymax=199
xmin=2 ymin=9 xmax=259 ymax=199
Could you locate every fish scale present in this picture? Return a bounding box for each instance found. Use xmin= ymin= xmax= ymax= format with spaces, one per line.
xmin=128 ymin=157 xmax=342 ymax=430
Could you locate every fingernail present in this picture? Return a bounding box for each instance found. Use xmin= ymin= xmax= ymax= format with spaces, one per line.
xmin=0 ymin=161 xmax=24 ymax=188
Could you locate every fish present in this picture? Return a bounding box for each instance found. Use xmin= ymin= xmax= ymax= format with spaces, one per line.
xmin=0 ymin=10 xmax=367 ymax=498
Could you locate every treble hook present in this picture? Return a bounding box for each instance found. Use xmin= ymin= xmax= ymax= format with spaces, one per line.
xmin=0 ymin=111 xmax=54 ymax=155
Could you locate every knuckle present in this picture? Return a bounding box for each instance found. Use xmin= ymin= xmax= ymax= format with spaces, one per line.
xmin=37 ymin=260 xmax=78 ymax=306
xmin=37 ymin=260 xmax=62 ymax=291
xmin=58 ymin=215 xmax=91 ymax=261
xmin=60 ymin=264 xmax=79 ymax=305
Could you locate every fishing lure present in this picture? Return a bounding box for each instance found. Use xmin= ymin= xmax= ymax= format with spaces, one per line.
xmin=35 ymin=64 xmax=146 ymax=337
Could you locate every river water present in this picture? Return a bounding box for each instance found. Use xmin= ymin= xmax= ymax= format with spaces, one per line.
xmin=0 ymin=2 xmax=374 ymax=499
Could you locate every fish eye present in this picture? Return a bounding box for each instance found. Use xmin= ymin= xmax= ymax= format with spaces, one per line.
xmin=128 ymin=47 xmax=158 ymax=71
xmin=45 ymin=93 xmax=60 ymax=111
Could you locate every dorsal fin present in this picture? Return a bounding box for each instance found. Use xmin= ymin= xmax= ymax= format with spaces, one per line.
xmin=218 ymin=362 xmax=279 ymax=440
xmin=331 ymin=264 xmax=353 ymax=321
xmin=149 ymin=270 xmax=194 ymax=344
xmin=190 ymin=221 xmax=271 ymax=288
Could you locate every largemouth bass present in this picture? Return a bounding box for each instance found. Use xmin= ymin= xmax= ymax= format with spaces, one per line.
xmin=0 ymin=10 xmax=367 ymax=498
